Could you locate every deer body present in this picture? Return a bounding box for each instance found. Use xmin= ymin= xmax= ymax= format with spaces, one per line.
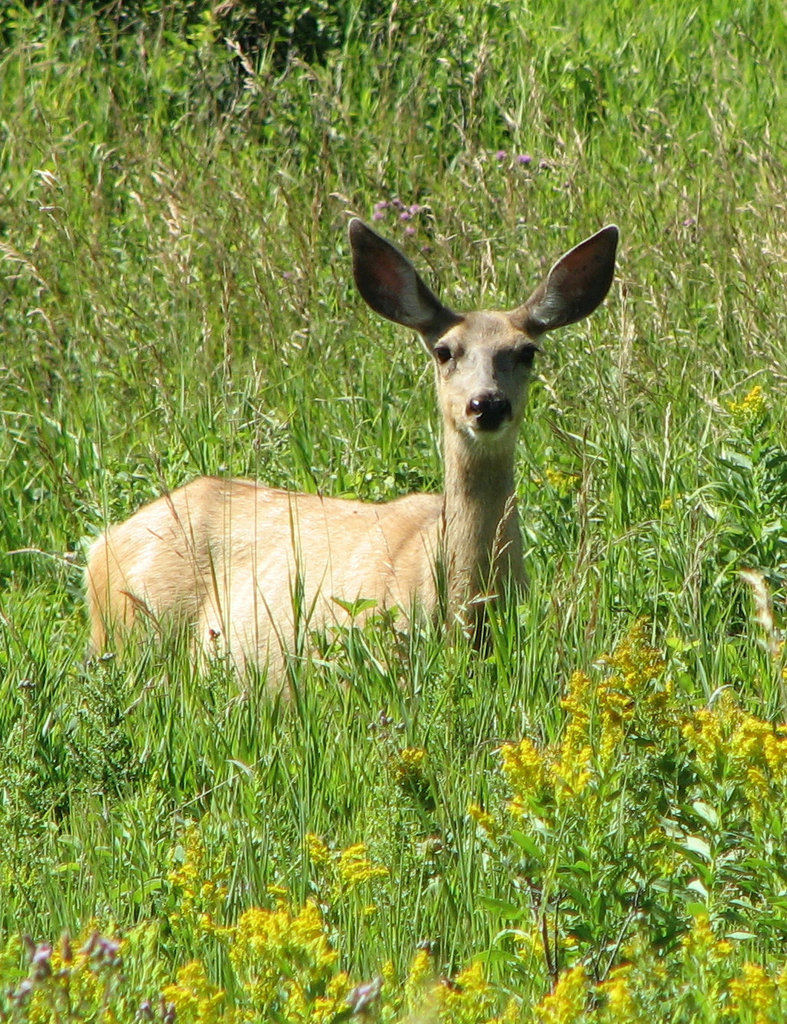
xmin=86 ymin=220 xmax=618 ymax=678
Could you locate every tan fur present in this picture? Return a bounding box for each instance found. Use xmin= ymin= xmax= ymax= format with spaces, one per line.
xmin=86 ymin=219 xmax=618 ymax=680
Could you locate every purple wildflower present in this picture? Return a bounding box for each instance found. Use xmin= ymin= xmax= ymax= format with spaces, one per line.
xmin=81 ymin=932 xmax=121 ymax=965
xmin=31 ymin=944 xmax=52 ymax=981
xmin=495 ymin=149 xmax=507 ymax=160
xmin=10 ymin=979 xmax=34 ymax=1004
xmin=517 ymin=153 xmax=533 ymax=165
xmin=347 ymin=976 xmax=383 ymax=1014
xmin=97 ymin=937 xmax=121 ymax=963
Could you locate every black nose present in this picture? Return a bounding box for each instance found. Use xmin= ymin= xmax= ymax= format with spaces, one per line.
xmin=467 ymin=394 xmax=512 ymax=431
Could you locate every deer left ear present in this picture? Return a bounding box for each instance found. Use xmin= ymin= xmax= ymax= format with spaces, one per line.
xmin=349 ymin=219 xmax=460 ymax=339
xmin=512 ymin=225 xmax=619 ymax=336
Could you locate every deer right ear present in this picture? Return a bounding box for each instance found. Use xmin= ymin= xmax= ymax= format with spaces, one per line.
xmin=349 ymin=219 xmax=460 ymax=340
xmin=513 ymin=225 xmax=619 ymax=336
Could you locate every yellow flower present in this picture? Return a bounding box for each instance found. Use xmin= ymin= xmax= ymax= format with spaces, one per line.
xmin=532 ymin=965 xmax=588 ymax=1023
xmin=310 ymin=971 xmax=352 ymax=1024
xmin=23 ymin=926 xmax=129 ymax=1024
xmin=545 ymin=466 xmax=580 ymax=496
xmin=229 ymin=900 xmax=338 ymax=1015
xmin=683 ymin=692 xmax=787 ymax=814
xmin=161 ymin=961 xmax=226 ymax=1024
xmin=500 ymin=737 xmax=550 ymax=812
xmin=394 ymin=746 xmax=429 ymax=789
xmin=398 ymin=746 xmax=426 ymax=770
xmin=468 ymin=802 xmax=499 ymax=839
xmin=499 ymin=622 xmax=670 ymax=821
xmin=681 ymin=912 xmax=732 ymax=963
xmin=728 ymin=962 xmax=779 ymax=1024
xmin=598 ymin=963 xmax=644 ymax=1022
xmin=306 ymin=833 xmax=331 ymax=866
xmin=405 ymin=948 xmax=433 ymax=1010
xmin=728 ymin=384 xmax=766 ymax=422
xmin=552 ymin=742 xmax=593 ymax=800
xmin=337 ymin=842 xmax=389 ymax=889
xmin=167 ymin=824 xmax=228 ymax=931
xmin=431 ymin=961 xmax=497 ymax=1023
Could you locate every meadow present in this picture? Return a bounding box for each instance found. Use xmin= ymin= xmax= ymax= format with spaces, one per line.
xmin=0 ymin=0 xmax=785 ymax=1019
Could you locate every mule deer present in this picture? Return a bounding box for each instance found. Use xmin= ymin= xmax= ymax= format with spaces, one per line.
xmin=86 ymin=219 xmax=618 ymax=679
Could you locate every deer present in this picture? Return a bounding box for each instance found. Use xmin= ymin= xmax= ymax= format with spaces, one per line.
xmin=86 ymin=218 xmax=618 ymax=682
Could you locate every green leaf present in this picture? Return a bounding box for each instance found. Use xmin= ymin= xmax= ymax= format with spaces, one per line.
xmin=691 ymin=801 xmax=720 ymax=830
xmin=508 ymin=831 xmax=543 ymax=861
xmin=682 ymin=835 xmax=712 ymax=861
xmin=477 ymin=897 xmax=527 ymax=921
xmin=331 ymin=596 xmax=379 ymax=615
xmin=687 ymin=880 xmax=710 ymax=901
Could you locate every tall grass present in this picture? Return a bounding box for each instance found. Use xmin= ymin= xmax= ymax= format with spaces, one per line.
xmin=0 ymin=0 xmax=785 ymax=1019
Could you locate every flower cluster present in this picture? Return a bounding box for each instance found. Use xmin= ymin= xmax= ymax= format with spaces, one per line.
xmin=394 ymin=745 xmax=427 ymax=782
xmin=728 ymin=962 xmax=784 ymax=1024
xmin=500 ymin=735 xmax=552 ymax=813
xmin=161 ymin=961 xmax=225 ymax=1024
xmin=596 ymin=963 xmax=644 ymax=1022
xmin=228 ymin=900 xmax=348 ymax=1021
xmin=337 ymin=842 xmax=389 ymax=889
xmin=166 ymin=824 xmax=229 ymax=934
xmin=371 ymin=198 xmax=426 ymax=235
xmin=595 ymin=617 xmax=672 ymax=754
xmin=531 ymin=964 xmax=587 ymax=1023
xmin=545 ymin=466 xmax=580 ymax=497
xmin=528 ymin=926 xmax=787 ymax=1024
xmin=1 ymin=927 xmax=132 ymax=1023
xmin=475 ymin=621 xmax=787 ymax=1018
xmin=392 ymin=745 xmax=431 ymax=802
xmin=404 ymin=950 xmax=517 ymax=1024
xmin=491 ymin=150 xmax=536 ymax=166
xmin=682 ymin=690 xmax=787 ymax=813
xmin=727 ymin=384 xmax=766 ymax=423
xmin=501 ymin=620 xmax=671 ymax=814
xmin=305 ymin=834 xmax=389 ymax=905
xmin=467 ymin=801 xmax=499 ymax=839
xmin=305 ymin=831 xmax=331 ymax=866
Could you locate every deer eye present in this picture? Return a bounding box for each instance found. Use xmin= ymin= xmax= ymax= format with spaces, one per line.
xmin=433 ymin=344 xmax=453 ymax=365
xmin=516 ymin=344 xmax=539 ymax=367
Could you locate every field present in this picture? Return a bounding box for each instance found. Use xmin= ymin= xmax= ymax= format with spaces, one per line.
xmin=0 ymin=0 xmax=786 ymax=1020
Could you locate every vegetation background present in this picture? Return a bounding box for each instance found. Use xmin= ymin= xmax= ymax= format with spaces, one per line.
xmin=0 ymin=0 xmax=785 ymax=1020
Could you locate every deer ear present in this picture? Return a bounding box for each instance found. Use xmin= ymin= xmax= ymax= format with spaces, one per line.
xmin=512 ymin=225 xmax=619 ymax=335
xmin=349 ymin=219 xmax=460 ymax=340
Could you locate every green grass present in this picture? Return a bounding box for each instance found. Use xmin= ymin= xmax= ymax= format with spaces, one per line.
xmin=0 ymin=0 xmax=786 ymax=1020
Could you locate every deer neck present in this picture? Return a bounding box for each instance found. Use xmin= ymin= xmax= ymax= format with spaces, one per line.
xmin=439 ymin=430 xmax=523 ymax=617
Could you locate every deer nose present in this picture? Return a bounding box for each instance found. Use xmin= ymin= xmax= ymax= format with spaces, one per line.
xmin=467 ymin=393 xmax=512 ymax=431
